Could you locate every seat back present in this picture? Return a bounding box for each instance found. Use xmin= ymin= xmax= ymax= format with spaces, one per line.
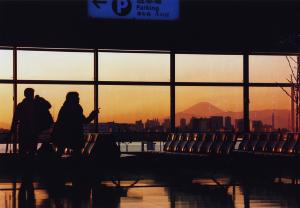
xmin=192 ymin=132 xmax=206 ymax=153
xmin=199 ymin=132 xmax=216 ymax=154
xmin=210 ymin=132 xmax=225 ymax=154
xmin=293 ymin=133 xmax=300 ymax=154
xmin=246 ymin=133 xmax=260 ymax=152
xmin=264 ymin=132 xmax=280 ymax=152
xmin=282 ymin=133 xmax=298 ymax=154
xmin=163 ymin=133 xmax=175 ymax=151
xmin=169 ymin=133 xmax=182 ymax=152
xmin=82 ymin=133 xmax=98 ymax=156
xmin=274 ymin=134 xmax=287 ymax=153
xmin=238 ymin=133 xmax=250 ymax=151
xmin=220 ymin=133 xmax=236 ymax=154
xmin=176 ymin=133 xmax=190 ymax=152
xmin=254 ymin=133 xmax=270 ymax=152
xmin=184 ymin=133 xmax=198 ymax=152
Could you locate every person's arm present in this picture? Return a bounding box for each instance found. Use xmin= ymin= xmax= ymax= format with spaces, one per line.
xmin=84 ymin=109 xmax=99 ymax=124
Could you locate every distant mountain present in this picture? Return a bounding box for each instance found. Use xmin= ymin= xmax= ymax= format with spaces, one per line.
xmin=176 ymin=102 xmax=290 ymax=129
xmin=182 ymin=102 xmax=225 ymax=116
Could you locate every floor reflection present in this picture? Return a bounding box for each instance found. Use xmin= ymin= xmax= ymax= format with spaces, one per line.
xmin=1 ymin=175 xmax=300 ymax=208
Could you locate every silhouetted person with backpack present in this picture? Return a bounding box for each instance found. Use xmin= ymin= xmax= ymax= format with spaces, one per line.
xmin=52 ymin=92 xmax=98 ymax=156
xmin=10 ymin=88 xmax=53 ymax=157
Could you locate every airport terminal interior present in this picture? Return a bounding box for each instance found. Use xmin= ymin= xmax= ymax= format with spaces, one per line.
xmin=1 ymin=0 xmax=300 ymax=207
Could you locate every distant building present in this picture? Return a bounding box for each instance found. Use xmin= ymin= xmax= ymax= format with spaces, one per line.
xmin=162 ymin=119 xmax=170 ymax=132
xmin=210 ymin=116 xmax=223 ymax=131
xmin=189 ymin=117 xmax=210 ymax=131
xmin=145 ymin=118 xmax=160 ymax=131
xmin=235 ymin=119 xmax=244 ymax=132
xmin=180 ymin=118 xmax=187 ymax=130
xmin=224 ymin=116 xmax=233 ymax=131
xmin=135 ymin=120 xmax=144 ymax=132
xmin=272 ymin=112 xmax=275 ymax=130
xmin=252 ymin=120 xmax=264 ymax=132
xmin=263 ymin=124 xmax=273 ymax=132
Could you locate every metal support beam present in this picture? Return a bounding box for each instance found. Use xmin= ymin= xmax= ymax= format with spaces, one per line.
xmin=13 ymin=47 xmax=17 ymax=153
xmin=243 ymin=54 xmax=250 ymax=132
xmin=170 ymin=52 xmax=175 ymax=132
xmin=94 ymin=49 xmax=99 ymax=132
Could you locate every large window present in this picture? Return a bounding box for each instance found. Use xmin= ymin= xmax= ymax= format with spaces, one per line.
xmin=99 ymin=86 xmax=170 ymax=132
xmin=250 ymin=87 xmax=291 ymax=131
xmin=176 ymin=87 xmax=243 ymax=131
xmin=99 ymin=52 xmax=170 ymax=81
xmin=0 ymin=85 xmax=13 ymax=130
xmin=175 ymin=54 xmax=243 ymax=82
xmin=17 ymin=84 xmax=94 ymax=121
xmin=17 ymin=51 xmax=94 ymax=80
xmin=0 ymin=50 xmax=13 ymax=79
xmin=250 ymin=55 xmax=297 ymax=83
xmin=0 ymin=47 xmax=296 ymax=136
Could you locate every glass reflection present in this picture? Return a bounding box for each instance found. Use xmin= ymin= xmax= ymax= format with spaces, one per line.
xmin=1 ymin=176 xmax=300 ymax=208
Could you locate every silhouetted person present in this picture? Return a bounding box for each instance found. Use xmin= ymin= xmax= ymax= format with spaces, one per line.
xmin=11 ymin=88 xmax=38 ymax=156
xmin=35 ymin=95 xmax=53 ymax=133
xmin=53 ymin=92 xmax=98 ymax=156
xmin=10 ymin=88 xmax=53 ymax=157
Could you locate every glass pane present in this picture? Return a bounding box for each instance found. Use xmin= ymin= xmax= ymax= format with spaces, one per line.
xmin=17 ymin=51 xmax=93 ymax=80
xmin=0 ymin=85 xmax=13 ymax=130
xmin=0 ymin=85 xmax=13 ymax=153
xmin=99 ymin=52 xmax=170 ymax=81
xmin=250 ymin=87 xmax=291 ymax=131
xmin=176 ymin=87 xmax=243 ymax=130
xmin=0 ymin=50 xmax=13 ymax=79
xmin=250 ymin=55 xmax=297 ymax=83
xmin=17 ymin=85 xmax=94 ymax=121
xmin=175 ymin=54 xmax=243 ymax=82
xmin=99 ymin=86 xmax=170 ymax=132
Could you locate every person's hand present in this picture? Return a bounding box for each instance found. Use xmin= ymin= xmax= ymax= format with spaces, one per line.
xmin=90 ymin=109 xmax=99 ymax=118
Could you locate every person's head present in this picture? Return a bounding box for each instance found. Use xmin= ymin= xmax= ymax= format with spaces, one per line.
xmin=24 ymin=88 xmax=34 ymax=100
xmin=65 ymin=92 xmax=79 ymax=104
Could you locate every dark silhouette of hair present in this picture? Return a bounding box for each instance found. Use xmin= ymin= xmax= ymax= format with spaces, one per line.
xmin=24 ymin=88 xmax=34 ymax=99
xmin=65 ymin=91 xmax=79 ymax=104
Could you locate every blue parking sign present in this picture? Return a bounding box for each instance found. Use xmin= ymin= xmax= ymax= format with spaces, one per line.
xmin=88 ymin=0 xmax=179 ymax=21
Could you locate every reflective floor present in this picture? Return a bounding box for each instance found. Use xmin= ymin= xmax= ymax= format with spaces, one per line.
xmin=1 ymin=175 xmax=300 ymax=208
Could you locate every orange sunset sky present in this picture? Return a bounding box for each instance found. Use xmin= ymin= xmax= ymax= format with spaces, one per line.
xmin=0 ymin=50 xmax=297 ymax=129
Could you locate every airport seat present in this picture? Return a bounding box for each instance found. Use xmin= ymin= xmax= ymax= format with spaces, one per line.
xmin=199 ymin=133 xmax=215 ymax=154
xmin=246 ymin=133 xmax=260 ymax=152
xmin=274 ymin=134 xmax=287 ymax=153
xmin=169 ymin=133 xmax=182 ymax=152
xmin=82 ymin=133 xmax=99 ymax=156
xmin=293 ymin=133 xmax=300 ymax=154
xmin=264 ymin=132 xmax=280 ymax=153
xmin=254 ymin=133 xmax=270 ymax=152
xmin=176 ymin=133 xmax=190 ymax=152
xmin=282 ymin=133 xmax=298 ymax=154
xmin=183 ymin=133 xmax=198 ymax=153
xmin=163 ymin=133 xmax=175 ymax=152
xmin=210 ymin=132 xmax=225 ymax=154
xmin=191 ymin=132 xmax=206 ymax=153
xmin=220 ymin=133 xmax=237 ymax=155
xmin=237 ymin=133 xmax=251 ymax=151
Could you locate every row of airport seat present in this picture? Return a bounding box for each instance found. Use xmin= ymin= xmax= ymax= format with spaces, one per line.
xmin=163 ymin=132 xmax=300 ymax=157
xmin=237 ymin=132 xmax=300 ymax=155
xmin=163 ymin=132 xmax=237 ymax=155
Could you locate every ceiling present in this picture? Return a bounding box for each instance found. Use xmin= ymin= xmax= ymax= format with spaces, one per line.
xmin=0 ymin=1 xmax=300 ymax=53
